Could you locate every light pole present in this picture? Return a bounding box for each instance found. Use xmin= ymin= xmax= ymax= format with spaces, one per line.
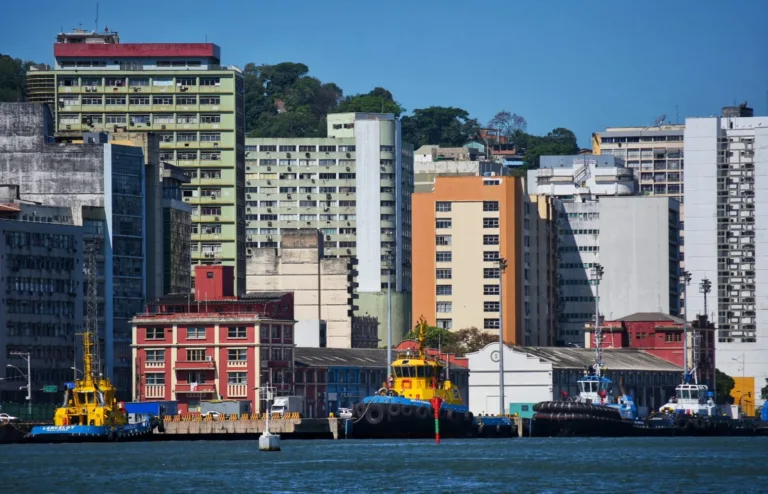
xmin=387 ymin=247 xmax=394 ymax=379
xmin=71 ymin=366 xmax=83 ymax=378
xmin=681 ymin=270 xmax=692 ymax=382
xmin=496 ymin=257 xmax=508 ymax=416
xmin=591 ymin=264 xmax=604 ymax=375
xmin=699 ymin=277 xmax=712 ymax=320
xmin=8 ymin=351 xmax=31 ymax=416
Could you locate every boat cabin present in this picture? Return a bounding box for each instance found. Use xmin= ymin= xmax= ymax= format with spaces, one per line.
xmin=577 ymin=375 xmax=615 ymax=405
xmin=385 ymin=354 xmax=462 ymax=405
xmin=659 ymin=383 xmax=715 ymax=416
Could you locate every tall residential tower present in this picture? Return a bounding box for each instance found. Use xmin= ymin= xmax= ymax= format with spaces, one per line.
xmin=29 ymin=29 xmax=246 ymax=292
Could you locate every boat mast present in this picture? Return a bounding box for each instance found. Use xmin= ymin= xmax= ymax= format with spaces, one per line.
xmin=416 ymin=316 xmax=427 ymax=360
xmin=83 ymin=239 xmax=100 ymax=386
xmin=592 ymin=264 xmax=604 ymax=378
xmin=681 ymin=270 xmax=692 ymax=383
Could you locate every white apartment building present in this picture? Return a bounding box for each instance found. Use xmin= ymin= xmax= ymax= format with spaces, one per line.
xmin=245 ymin=113 xmax=414 ymax=345
xmin=684 ymin=114 xmax=768 ymax=404
xmin=528 ymin=155 xmax=680 ymax=345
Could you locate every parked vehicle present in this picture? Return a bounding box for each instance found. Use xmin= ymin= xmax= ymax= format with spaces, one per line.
xmin=338 ymin=408 xmax=353 ymax=419
xmin=271 ymin=396 xmax=305 ymax=417
xmin=201 ymin=411 xmax=221 ymax=419
xmin=0 ymin=413 xmax=19 ymax=423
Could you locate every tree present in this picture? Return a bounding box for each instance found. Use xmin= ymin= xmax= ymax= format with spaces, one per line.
xmin=488 ymin=110 xmax=527 ymax=138
xmin=715 ymin=369 xmax=736 ymax=405
xmin=338 ymin=87 xmax=405 ymax=117
xmin=402 ymin=326 xmax=497 ymax=356
xmin=401 ymin=106 xmax=480 ymax=148
xmin=0 ymin=54 xmax=46 ymax=102
xmin=521 ymin=126 xmax=580 ymax=168
xmin=760 ymin=378 xmax=768 ymax=401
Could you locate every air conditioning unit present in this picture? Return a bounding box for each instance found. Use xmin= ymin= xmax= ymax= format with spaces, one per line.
xmin=306 ymin=195 xmax=311 ymax=199
xmin=214 ymin=216 xmax=220 ymax=221
xmin=306 ymin=221 xmax=311 ymax=225
xmin=346 ymin=166 xmax=350 ymax=171
xmin=205 ymin=356 xmax=212 ymax=362
xmin=267 ymin=166 xmax=271 ymax=171
xmin=326 ymin=235 xmax=331 ymax=241
xmin=267 ymin=235 xmax=273 ymax=241
xmin=267 ymin=208 xmax=272 ymax=213
xmin=286 ymin=152 xmax=291 ymax=158
xmin=247 ymin=194 xmax=251 ymax=199
xmin=268 ymin=221 xmax=273 ymax=226
xmin=161 ymin=125 xmax=166 ymax=129
xmin=247 ymin=181 xmax=251 ymax=185
xmin=346 ymin=152 xmax=351 ymax=158
xmin=305 ymin=152 xmax=310 ymax=158
xmin=287 ymin=194 xmax=292 ymax=199
xmin=287 ymin=167 xmax=292 ymax=171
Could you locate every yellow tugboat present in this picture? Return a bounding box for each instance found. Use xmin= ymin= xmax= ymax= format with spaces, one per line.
xmin=349 ymin=317 xmax=474 ymax=438
xmin=27 ymin=242 xmax=156 ymax=442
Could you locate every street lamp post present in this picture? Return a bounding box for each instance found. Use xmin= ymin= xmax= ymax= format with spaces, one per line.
xmin=681 ymin=270 xmax=692 ymax=382
xmin=496 ymin=257 xmax=508 ymax=416
xmin=591 ymin=264 xmax=604 ymax=374
xmin=387 ymin=248 xmax=394 ymax=379
xmin=8 ymin=351 xmax=31 ymax=416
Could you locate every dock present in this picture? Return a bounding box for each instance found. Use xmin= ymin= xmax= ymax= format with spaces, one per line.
xmin=157 ymin=416 xmax=341 ymax=440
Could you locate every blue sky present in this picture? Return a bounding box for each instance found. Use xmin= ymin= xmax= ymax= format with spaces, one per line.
xmin=2 ymin=0 xmax=767 ymax=146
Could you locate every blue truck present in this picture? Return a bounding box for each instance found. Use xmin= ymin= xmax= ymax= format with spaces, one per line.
xmin=124 ymin=401 xmax=178 ymax=417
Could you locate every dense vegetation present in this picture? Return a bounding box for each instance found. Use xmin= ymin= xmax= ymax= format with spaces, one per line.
xmin=0 ymin=55 xmax=579 ymax=163
xmin=402 ymin=325 xmax=497 ymax=357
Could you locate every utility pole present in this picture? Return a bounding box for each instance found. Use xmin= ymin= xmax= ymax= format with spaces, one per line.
xmin=496 ymin=257 xmax=508 ymax=416
xmin=681 ymin=270 xmax=692 ymax=382
xmin=387 ymin=247 xmax=394 ymax=379
xmin=9 ymin=351 xmax=31 ymax=416
xmin=591 ymin=264 xmax=604 ymax=375
xmin=699 ymin=277 xmax=712 ymax=320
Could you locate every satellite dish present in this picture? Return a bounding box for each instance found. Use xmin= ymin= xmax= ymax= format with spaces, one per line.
xmin=654 ymin=114 xmax=667 ymax=127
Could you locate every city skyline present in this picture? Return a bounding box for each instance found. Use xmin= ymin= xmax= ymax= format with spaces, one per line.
xmin=1 ymin=0 xmax=767 ymax=146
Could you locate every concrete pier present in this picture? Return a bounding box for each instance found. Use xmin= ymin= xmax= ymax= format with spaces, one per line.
xmin=156 ymin=417 xmax=340 ymax=440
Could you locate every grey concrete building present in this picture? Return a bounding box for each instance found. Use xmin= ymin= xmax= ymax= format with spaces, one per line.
xmin=245 ymin=113 xmax=413 ymax=346
xmin=0 ymin=103 xmax=145 ymax=397
xmin=0 ymin=211 xmax=84 ymax=403
xmin=247 ymin=229 xmax=379 ymax=349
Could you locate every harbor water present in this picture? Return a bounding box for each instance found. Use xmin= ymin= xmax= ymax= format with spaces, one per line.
xmin=2 ymin=437 xmax=767 ymax=493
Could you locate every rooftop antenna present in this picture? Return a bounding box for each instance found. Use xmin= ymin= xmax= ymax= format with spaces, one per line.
xmin=654 ymin=114 xmax=667 ymax=127
xmin=95 ymin=3 xmax=99 ymax=32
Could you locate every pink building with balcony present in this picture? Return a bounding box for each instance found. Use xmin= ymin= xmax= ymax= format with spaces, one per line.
xmin=131 ymin=266 xmax=295 ymax=413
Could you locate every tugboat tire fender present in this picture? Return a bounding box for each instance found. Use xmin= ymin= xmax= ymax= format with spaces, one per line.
xmin=416 ymin=406 xmax=431 ymax=420
xmin=388 ymin=403 xmax=402 ymax=417
xmin=366 ymin=404 xmax=385 ymax=425
xmin=464 ymin=412 xmax=473 ymax=423
xmin=401 ymin=405 xmax=414 ymax=417
xmin=354 ymin=402 xmax=367 ymax=418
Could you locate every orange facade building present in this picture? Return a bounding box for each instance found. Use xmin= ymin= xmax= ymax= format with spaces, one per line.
xmin=413 ymin=175 xmax=524 ymax=343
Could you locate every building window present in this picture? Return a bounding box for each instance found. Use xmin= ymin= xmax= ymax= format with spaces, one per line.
xmin=228 ymin=372 xmax=247 ymax=384
xmin=436 ymin=269 xmax=452 ymax=279
xmin=437 ymin=302 xmax=452 ymax=313
xmin=483 ymin=284 xmax=500 ymax=295
xmin=436 ymin=251 xmax=452 ymax=262
xmin=260 ymin=347 xmax=269 ymax=361
xmin=228 ymin=327 xmax=247 ymax=339
xmin=146 ymin=373 xmax=165 ymax=385
xmin=186 ymin=349 xmax=206 ymax=361
xmin=484 ymin=301 xmax=500 ymax=312
xmin=145 ymin=349 xmax=164 ymax=362
xmin=271 ymin=347 xmax=282 ymax=360
xmin=146 ymin=327 xmax=165 ymax=340
xmin=483 ymin=235 xmax=499 ymax=245
xmin=284 ymin=326 xmax=292 ymax=339
xmin=483 ymin=218 xmax=499 ymax=228
xmin=228 ymin=349 xmax=247 ymax=361
xmin=436 ymin=235 xmax=452 ymax=246
xmin=436 ymin=219 xmax=452 ymax=229
xmin=483 ymin=201 xmax=499 ymax=212
xmin=484 ymin=319 xmax=500 ymax=329
xmin=187 ymin=327 xmax=206 ymax=339
xmin=436 ymin=202 xmax=452 ymax=212
xmin=665 ymin=333 xmax=682 ymax=343
xmin=484 ymin=268 xmax=500 ymax=279
xmin=436 ymin=319 xmax=453 ymax=330
xmin=436 ymin=285 xmax=452 ymax=296
xmin=271 ymin=325 xmax=281 ymax=339
xmin=483 ymin=251 xmax=500 ymax=261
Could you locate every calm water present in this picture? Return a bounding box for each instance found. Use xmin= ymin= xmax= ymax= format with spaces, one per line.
xmin=2 ymin=437 xmax=767 ymax=493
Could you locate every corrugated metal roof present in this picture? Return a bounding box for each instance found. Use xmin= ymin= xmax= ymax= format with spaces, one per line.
xmin=515 ymin=347 xmax=681 ymax=372
xmin=295 ymin=347 xmax=468 ymax=370
xmin=615 ymin=312 xmax=684 ymax=324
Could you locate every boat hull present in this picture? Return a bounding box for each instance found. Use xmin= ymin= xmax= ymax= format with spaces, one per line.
xmin=26 ymin=419 xmax=155 ymax=443
xmin=349 ymin=396 xmax=475 ymax=439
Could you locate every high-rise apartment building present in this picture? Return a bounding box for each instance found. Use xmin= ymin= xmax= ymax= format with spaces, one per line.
xmin=684 ymin=111 xmax=768 ymax=405
xmin=29 ymin=29 xmax=246 ymax=292
xmin=0 ymin=103 xmax=146 ymax=397
xmin=245 ymin=113 xmax=414 ymax=345
xmin=528 ymin=155 xmax=680 ymax=345
xmin=412 ymin=175 xmax=557 ymax=345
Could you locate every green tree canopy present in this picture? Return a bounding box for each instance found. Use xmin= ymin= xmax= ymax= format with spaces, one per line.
xmin=715 ymin=369 xmax=735 ymax=405
xmin=401 ymin=106 xmax=480 ymax=148
xmin=0 ymin=54 xmax=46 ymax=102
xmin=338 ymin=87 xmax=405 ymax=117
xmin=402 ymin=326 xmax=497 ymax=356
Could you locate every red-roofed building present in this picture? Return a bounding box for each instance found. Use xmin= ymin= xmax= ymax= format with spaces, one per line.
xmin=584 ymin=312 xmax=715 ymax=390
xmin=131 ymin=266 xmax=296 ymax=413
